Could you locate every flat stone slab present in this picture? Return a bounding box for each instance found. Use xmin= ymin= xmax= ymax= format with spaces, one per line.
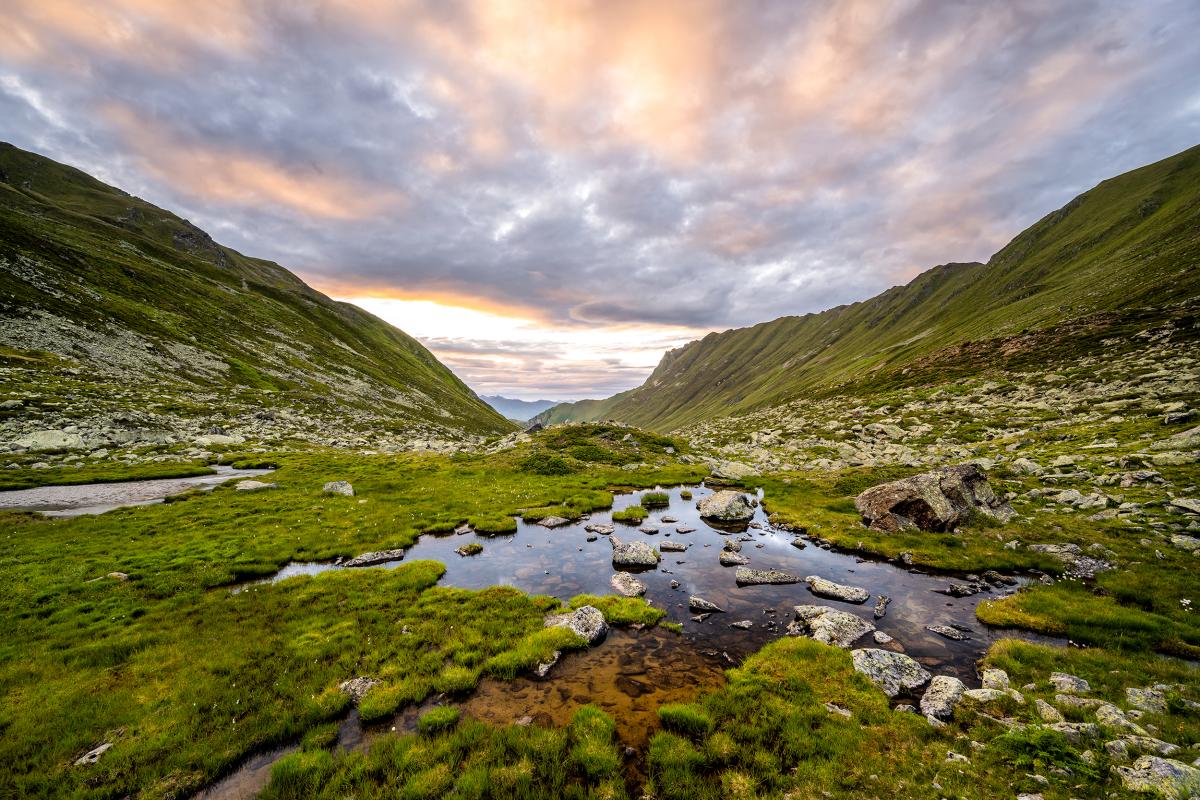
xmin=736 ymin=567 xmax=800 ymax=585
xmin=806 ymin=575 xmax=870 ymax=603
xmin=343 ymin=549 xmax=405 ymax=567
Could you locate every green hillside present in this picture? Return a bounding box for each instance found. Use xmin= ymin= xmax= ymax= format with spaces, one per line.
xmin=0 ymin=142 xmax=513 ymax=447
xmin=538 ymin=144 xmax=1200 ymax=431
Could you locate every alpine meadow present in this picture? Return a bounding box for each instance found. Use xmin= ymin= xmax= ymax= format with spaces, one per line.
xmin=1 ymin=3 xmax=1199 ymax=800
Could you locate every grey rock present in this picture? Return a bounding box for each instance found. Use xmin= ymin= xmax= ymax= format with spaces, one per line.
xmin=805 ymin=575 xmax=870 ymax=603
xmin=323 ymin=480 xmax=354 ymax=496
xmin=736 ymin=567 xmax=800 ymax=585
xmin=697 ymin=490 xmax=755 ymax=522
xmin=74 ymin=742 xmax=113 ymax=766
xmin=235 ymin=480 xmax=278 ymax=492
xmin=338 ymin=676 xmax=380 ymax=702
xmin=610 ymin=536 xmax=660 ymax=567
xmin=710 ymin=461 xmax=757 ymax=481
xmin=1050 ymin=672 xmax=1091 ymax=694
xmin=344 ymin=549 xmax=405 ymax=567
xmin=610 ymin=573 xmax=647 ymax=597
xmin=688 ymin=595 xmax=724 ymax=613
xmin=545 ymin=605 xmax=608 ymax=645
xmin=850 ymin=648 xmax=931 ymax=698
xmin=538 ymin=515 xmax=572 ymax=528
xmin=854 ymin=463 xmax=1015 ymax=532
xmin=789 ymin=605 xmax=875 ymax=647
xmin=659 ymin=541 xmax=689 ymax=552
xmin=1115 ymin=755 xmax=1198 ymax=797
xmin=719 ymin=551 xmax=751 ymax=566
xmin=926 ymin=624 xmax=969 ymax=641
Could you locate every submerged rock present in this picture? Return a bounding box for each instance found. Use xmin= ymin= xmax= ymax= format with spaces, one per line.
xmin=854 ymin=463 xmax=1015 ymax=532
xmin=873 ymin=595 xmax=891 ymax=619
xmin=788 ymin=605 xmax=874 ymax=647
xmin=926 ymin=624 xmax=969 ymax=641
xmin=805 ymin=575 xmax=870 ymax=603
xmin=689 ymin=595 xmax=724 ymax=613
xmin=610 ymin=573 xmax=647 ymax=597
xmin=545 ymin=605 xmax=608 ymax=645
xmin=736 ymin=567 xmax=800 ymax=585
xmin=697 ymin=490 xmax=755 ymax=523
xmin=851 ymin=648 xmax=931 ymax=698
xmin=323 ymin=480 xmax=354 ymax=496
xmin=610 ymin=536 xmax=660 ymax=567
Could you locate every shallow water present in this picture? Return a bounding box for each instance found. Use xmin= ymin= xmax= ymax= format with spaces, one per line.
xmin=202 ymin=482 xmax=1062 ymax=799
xmin=0 ymin=466 xmax=275 ymax=516
xmin=261 ymin=483 xmax=1045 ymax=679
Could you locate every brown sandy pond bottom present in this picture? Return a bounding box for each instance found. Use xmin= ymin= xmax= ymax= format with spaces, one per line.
xmin=459 ymin=627 xmax=725 ymax=748
xmin=194 ymin=627 xmax=722 ymax=800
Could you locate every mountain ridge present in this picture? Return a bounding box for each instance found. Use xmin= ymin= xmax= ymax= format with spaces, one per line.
xmin=536 ymin=143 xmax=1200 ymax=431
xmin=0 ymin=142 xmax=515 ymax=452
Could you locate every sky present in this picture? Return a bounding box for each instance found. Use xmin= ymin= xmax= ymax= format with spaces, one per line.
xmin=3 ymin=1 xmax=1199 ymax=401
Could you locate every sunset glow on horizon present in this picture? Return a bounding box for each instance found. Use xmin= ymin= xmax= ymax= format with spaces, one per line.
xmin=3 ymin=0 xmax=1197 ymax=398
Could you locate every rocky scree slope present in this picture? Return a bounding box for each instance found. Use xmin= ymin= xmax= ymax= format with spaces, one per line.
xmin=537 ymin=144 xmax=1200 ymax=431
xmin=0 ymin=143 xmax=513 ymax=456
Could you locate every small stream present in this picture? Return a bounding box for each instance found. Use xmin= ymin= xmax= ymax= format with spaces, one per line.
xmin=202 ymin=482 xmax=1060 ymax=799
xmin=0 ymin=466 xmax=275 ymax=516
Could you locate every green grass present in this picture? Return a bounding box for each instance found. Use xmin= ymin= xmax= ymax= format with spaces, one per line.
xmin=0 ymin=142 xmax=514 ymax=439
xmin=0 ymin=443 xmax=700 ymax=799
xmin=417 ymin=706 xmax=461 ymax=735
xmin=640 ymin=491 xmax=670 ymax=508
xmin=611 ymin=505 xmax=648 ymax=523
xmin=260 ymin=705 xmax=629 ymax=800
xmin=0 ymin=461 xmax=215 ymax=492
xmin=539 ymin=144 xmax=1200 ymax=432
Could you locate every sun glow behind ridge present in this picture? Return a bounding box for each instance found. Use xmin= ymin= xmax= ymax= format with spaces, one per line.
xmin=340 ymin=296 xmax=705 ymax=401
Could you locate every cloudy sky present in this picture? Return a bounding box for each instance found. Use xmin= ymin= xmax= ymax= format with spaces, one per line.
xmin=3 ymin=1 xmax=1199 ymax=400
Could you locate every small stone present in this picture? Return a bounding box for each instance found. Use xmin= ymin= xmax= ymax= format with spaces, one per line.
xmin=322 ymin=480 xmax=354 ymax=496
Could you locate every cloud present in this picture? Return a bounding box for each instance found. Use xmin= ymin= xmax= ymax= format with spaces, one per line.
xmin=2 ymin=0 xmax=1198 ymax=396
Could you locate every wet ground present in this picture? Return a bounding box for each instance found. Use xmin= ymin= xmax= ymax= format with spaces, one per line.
xmin=259 ymin=483 xmax=1041 ymax=679
xmin=0 ymin=466 xmax=275 ymax=516
xmin=202 ymin=482 xmax=1060 ymax=799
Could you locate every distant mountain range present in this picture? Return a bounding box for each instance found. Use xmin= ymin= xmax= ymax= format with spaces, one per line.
xmin=535 ymin=144 xmax=1200 ymax=431
xmin=0 ymin=142 xmax=514 ymax=448
xmin=480 ymin=395 xmax=562 ymax=421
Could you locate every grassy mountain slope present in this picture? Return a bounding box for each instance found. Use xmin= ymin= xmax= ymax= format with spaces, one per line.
xmin=480 ymin=395 xmax=560 ymax=422
xmin=538 ymin=144 xmax=1200 ymax=431
xmin=0 ymin=142 xmax=513 ymax=445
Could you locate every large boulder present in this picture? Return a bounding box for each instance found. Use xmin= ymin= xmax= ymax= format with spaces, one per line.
xmin=1116 ymin=756 xmax=1198 ymax=798
xmin=854 ymin=464 xmax=1015 ymax=532
xmin=323 ymin=480 xmax=354 ymax=496
xmin=788 ymin=605 xmax=874 ymax=647
xmin=920 ymin=675 xmax=965 ymax=721
xmin=710 ymin=461 xmax=758 ymax=481
xmin=16 ymin=430 xmax=85 ymax=451
xmin=545 ymin=605 xmax=608 ymax=645
xmin=851 ymin=649 xmax=931 ymax=698
xmin=697 ymin=490 xmax=755 ymax=523
xmin=610 ymin=536 xmax=660 ymax=568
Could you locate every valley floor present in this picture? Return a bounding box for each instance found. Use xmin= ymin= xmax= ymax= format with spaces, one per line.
xmin=1 ymin=327 xmax=1198 ymax=800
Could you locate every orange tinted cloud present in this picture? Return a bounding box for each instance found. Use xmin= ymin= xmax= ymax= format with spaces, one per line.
xmin=0 ymin=0 xmax=258 ymax=70
xmin=103 ymin=104 xmax=405 ymax=220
